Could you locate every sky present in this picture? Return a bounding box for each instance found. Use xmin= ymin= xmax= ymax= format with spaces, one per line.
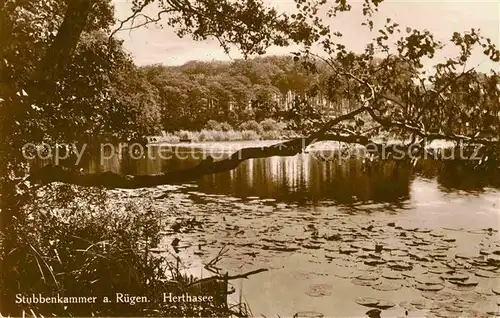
xmin=112 ymin=0 xmax=500 ymax=73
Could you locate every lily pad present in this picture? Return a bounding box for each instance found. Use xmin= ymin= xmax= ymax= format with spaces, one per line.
xmin=390 ymin=250 xmax=408 ymax=257
xmin=421 ymin=291 xmax=439 ymax=300
xmin=364 ymin=259 xmax=386 ymax=266
xmin=468 ymin=257 xmax=489 ymax=266
xmin=302 ymin=243 xmax=322 ymax=250
xmin=455 ymin=253 xmax=476 ymax=259
xmin=372 ymin=280 xmax=402 ymax=291
xmin=441 ymin=272 xmax=469 ymax=281
xmin=432 ymin=291 xmax=457 ymax=302
xmin=447 ymin=279 xmax=479 ymax=291
xmin=450 ymin=300 xmax=471 ymax=309
xmin=271 ymin=245 xmax=301 ymax=252
xmin=373 ymin=300 xmax=396 ymax=309
xmin=388 ymin=261 xmax=413 ymax=271
xmin=487 ymin=254 xmax=500 ymax=266
xmin=475 ymin=269 xmax=498 ymax=278
xmin=293 ymin=311 xmax=324 ymax=318
xmin=339 ymin=245 xmax=358 ymax=254
xmin=415 ymin=283 xmax=444 ymax=291
xmin=356 ymin=251 xmax=374 ymax=259
xmin=334 ymin=267 xmax=359 ymax=279
xmin=355 ymin=297 xmax=380 ymax=307
xmin=460 ymin=292 xmax=484 ymax=307
xmin=325 ymin=253 xmax=340 ymax=260
xmin=451 ymin=278 xmax=479 ymax=287
xmin=429 ymin=252 xmax=448 ymax=260
xmin=352 ymin=278 xmax=378 ymax=286
xmin=417 ymin=245 xmax=434 ymax=252
xmin=399 ymin=300 xmax=414 ymax=310
xmin=432 ymin=308 xmax=460 ymax=317
xmin=356 ymin=298 xmax=395 ymax=310
xmin=492 ymin=286 xmax=500 ymax=295
xmin=445 ymin=259 xmax=471 ymax=270
xmin=428 ymin=267 xmax=454 ymax=275
xmin=415 ymin=275 xmax=443 ymax=285
xmin=480 ymin=249 xmax=492 ymax=255
xmin=382 ymin=245 xmax=403 ymax=251
xmin=305 ymin=284 xmax=333 ymax=297
xmin=415 ymin=228 xmax=432 ymax=233
xmin=410 ymin=298 xmax=429 ymax=309
xmin=430 ymin=232 xmax=445 ymax=237
xmin=477 ymin=265 xmax=499 ymax=272
xmin=381 ymin=270 xmax=403 ymax=280
xmin=357 ymin=272 xmax=380 ymax=280
xmin=357 ymin=243 xmax=377 ymax=251
xmin=409 ymin=251 xmax=431 ymax=262
xmin=401 ymin=267 xmax=428 ymax=278
xmin=445 ymin=304 xmax=464 ymax=313
xmin=368 ymin=252 xmax=383 ymax=258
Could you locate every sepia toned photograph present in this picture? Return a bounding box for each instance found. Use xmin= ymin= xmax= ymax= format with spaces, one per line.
xmin=1 ymin=0 xmax=499 ymax=317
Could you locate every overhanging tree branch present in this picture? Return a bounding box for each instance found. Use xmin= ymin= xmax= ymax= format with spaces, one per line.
xmin=109 ymin=4 xmax=173 ymax=42
xmin=28 ymin=106 xmax=368 ymax=189
xmin=26 ymin=96 xmax=497 ymax=190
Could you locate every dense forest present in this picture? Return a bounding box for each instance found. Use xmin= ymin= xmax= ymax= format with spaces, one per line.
xmin=127 ymin=56 xmax=359 ymax=134
xmin=96 ymin=53 xmax=500 ymax=139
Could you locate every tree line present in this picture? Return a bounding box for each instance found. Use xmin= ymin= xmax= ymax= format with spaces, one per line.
xmin=123 ymin=56 xmax=364 ymax=134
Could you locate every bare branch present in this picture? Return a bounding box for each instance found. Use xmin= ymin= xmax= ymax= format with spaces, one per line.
xmin=109 ymin=1 xmax=150 ymax=41
xmin=118 ymin=9 xmax=171 ymax=34
xmin=185 ymin=268 xmax=269 ymax=288
xmin=109 ymin=2 xmax=173 ymax=42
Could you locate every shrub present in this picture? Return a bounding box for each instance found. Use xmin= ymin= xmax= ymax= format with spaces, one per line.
xmin=156 ymin=133 xmax=180 ymax=143
xmin=204 ymin=120 xmax=222 ymax=131
xmin=0 ymin=185 xmax=164 ymax=316
xmin=211 ymin=130 xmax=227 ymax=141
xmin=239 ymin=109 xmax=255 ymax=122
xmin=199 ymin=129 xmax=226 ymax=142
xmin=241 ymin=130 xmax=260 ymax=140
xmin=261 ymin=130 xmax=282 ymax=140
xmin=219 ymin=121 xmax=233 ymax=132
xmin=225 ymin=130 xmax=243 ymax=141
xmin=260 ymin=118 xmax=280 ymax=132
xmin=281 ymin=129 xmax=301 ymax=139
xmin=0 ymin=184 xmax=229 ymax=317
xmin=198 ymin=130 xmax=246 ymax=141
xmin=239 ymin=120 xmax=263 ymax=134
xmin=176 ymin=130 xmax=198 ymax=142
xmin=198 ymin=130 xmax=212 ymax=142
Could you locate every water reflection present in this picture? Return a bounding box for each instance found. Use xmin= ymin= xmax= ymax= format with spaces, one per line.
xmin=72 ymin=145 xmax=500 ymax=205
xmin=194 ymin=157 xmax=412 ymax=205
xmin=29 ymin=143 xmax=499 ymax=205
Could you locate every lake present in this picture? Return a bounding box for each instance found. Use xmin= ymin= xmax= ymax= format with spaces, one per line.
xmin=90 ymin=141 xmax=500 ymax=317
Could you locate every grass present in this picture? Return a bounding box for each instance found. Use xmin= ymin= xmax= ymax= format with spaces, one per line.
xmin=147 ymin=119 xmax=295 ymax=143
xmin=0 ymin=183 xmax=235 ymax=317
xmin=149 ymin=129 xmax=294 ymax=143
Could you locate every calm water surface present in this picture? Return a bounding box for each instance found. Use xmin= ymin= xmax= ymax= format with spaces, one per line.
xmin=94 ymin=142 xmax=500 ymax=317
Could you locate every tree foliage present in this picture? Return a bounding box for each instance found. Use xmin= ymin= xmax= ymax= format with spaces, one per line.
xmin=285 ymin=2 xmax=500 ymax=144
xmin=1 ymin=0 xmax=500 ymax=315
xmin=138 ymin=56 xmax=334 ymax=130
